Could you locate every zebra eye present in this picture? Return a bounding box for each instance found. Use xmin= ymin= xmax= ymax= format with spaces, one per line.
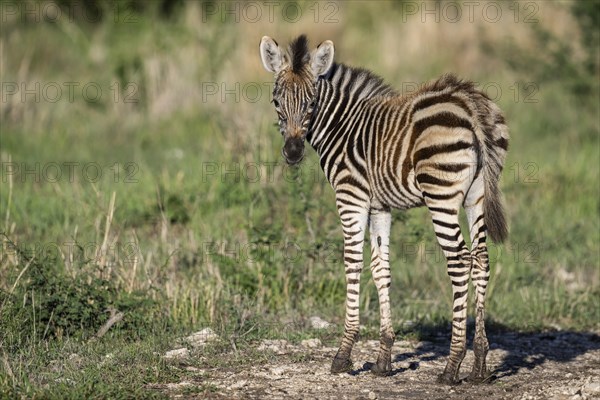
xmin=272 ymin=99 xmax=280 ymax=108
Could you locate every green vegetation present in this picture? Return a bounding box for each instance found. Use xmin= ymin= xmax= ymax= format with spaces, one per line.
xmin=1 ymin=1 xmax=598 ymax=397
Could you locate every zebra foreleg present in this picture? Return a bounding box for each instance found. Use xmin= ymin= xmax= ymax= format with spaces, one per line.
xmin=368 ymin=207 xmax=395 ymax=376
xmin=331 ymin=206 xmax=369 ymax=374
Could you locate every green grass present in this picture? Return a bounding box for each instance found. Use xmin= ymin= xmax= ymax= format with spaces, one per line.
xmin=1 ymin=1 xmax=598 ymax=397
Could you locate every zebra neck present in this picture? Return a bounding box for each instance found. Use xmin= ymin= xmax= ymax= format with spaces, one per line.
xmin=306 ymin=62 xmax=396 ymax=159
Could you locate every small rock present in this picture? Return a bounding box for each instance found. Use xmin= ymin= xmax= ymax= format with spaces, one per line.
xmin=310 ymin=316 xmax=332 ymax=329
xmin=550 ymin=323 xmax=564 ymax=331
xmin=582 ymin=381 xmax=600 ymax=396
xmin=229 ymin=380 xmax=247 ymax=390
xmin=301 ymin=338 xmax=322 ymax=348
xmin=258 ymin=339 xmax=289 ymax=354
xmin=368 ymin=391 xmax=377 ymax=400
xmin=164 ymin=348 xmax=189 ymax=360
xmin=270 ymin=366 xmax=286 ymax=376
xmin=397 ymin=361 xmax=411 ymax=369
xmin=185 ymin=328 xmax=219 ymax=348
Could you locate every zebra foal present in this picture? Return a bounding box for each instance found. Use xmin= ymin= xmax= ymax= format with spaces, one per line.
xmin=259 ymin=34 xmax=509 ymax=384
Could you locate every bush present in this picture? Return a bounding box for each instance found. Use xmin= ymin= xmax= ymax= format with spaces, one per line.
xmin=0 ymin=237 xmax=166 ymax=347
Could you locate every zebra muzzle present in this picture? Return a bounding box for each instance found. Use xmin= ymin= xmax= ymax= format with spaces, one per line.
xmin=282 ymin=137 xmax=305 ymax=165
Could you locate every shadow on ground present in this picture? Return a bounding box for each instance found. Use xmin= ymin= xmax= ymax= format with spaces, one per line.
xmin=352 ymin=321 xmax=600 ymax=381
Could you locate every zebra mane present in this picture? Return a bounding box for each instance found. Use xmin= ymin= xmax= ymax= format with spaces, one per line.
xmin=288 ymin=35 xmax=310 ymax=73
xmin=325 ymin=63 xmax=398 ymax=99
xmin=427 ymin=73 xmax=478 ymax=94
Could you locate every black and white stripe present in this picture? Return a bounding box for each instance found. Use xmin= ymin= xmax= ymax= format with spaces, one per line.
xmin=260 ymin=35 xmax=509 ymax=384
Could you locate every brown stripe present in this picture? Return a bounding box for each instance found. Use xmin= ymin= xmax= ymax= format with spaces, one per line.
xmin=436 ymin=163 xmax=471 ymax=172
xmin=413 ymin=141 xmax=473 ymax=165
xmin=423 ymin=191 xmax=463 ymax=200
xmin=416 ymin=173 xmax=456 ymax=187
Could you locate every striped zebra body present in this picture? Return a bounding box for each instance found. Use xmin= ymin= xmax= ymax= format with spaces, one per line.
xmin=260 ymin=35 xmax=508 ymax=384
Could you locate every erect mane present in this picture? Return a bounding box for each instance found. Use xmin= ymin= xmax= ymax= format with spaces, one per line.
xmin=288 ymin=34 xmax=309 ymax=73
xmin=323 ymin=63 xmax=398 ymax=99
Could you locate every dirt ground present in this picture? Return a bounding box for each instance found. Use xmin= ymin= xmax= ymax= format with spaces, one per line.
xmin=157 ymin=331 xmax=600 ymax=400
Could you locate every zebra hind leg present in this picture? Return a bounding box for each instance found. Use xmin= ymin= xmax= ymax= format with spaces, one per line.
xmin=421 ymin=195 xmax=471 ymax=384
xmin=465 ymin=182 xmax=492 ymax=383
xmin=368 ymin=207 xmax=395 ymax=376
xmin=417 ymin=158 xmax=475 ymax=384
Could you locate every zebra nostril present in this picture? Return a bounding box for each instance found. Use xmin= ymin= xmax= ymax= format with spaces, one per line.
xmin=283 ymin=137 xmax=305 ymax=164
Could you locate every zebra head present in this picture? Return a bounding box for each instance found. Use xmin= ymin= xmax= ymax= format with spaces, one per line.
xmin=260 ymin=34 xmax=335 ymax=165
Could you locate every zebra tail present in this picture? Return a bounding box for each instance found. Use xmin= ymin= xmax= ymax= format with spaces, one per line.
xmin=481 ymin=103 xmax=509 ymax=243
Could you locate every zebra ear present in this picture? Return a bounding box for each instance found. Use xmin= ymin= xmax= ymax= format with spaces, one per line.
xmin=311 ymin=40 xmax=334 ymax=77
xmin=260 ymin=36 xmax=285 ymax=73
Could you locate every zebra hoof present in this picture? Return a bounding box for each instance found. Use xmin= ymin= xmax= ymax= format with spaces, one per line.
xmin=330 ymin=356 xmax=353 ymax=373
xmin=466 ymin=369 xmax=492 ymax=384
xmin=370 ymin=360 xmax=392 ymax=376
xmin=437 ymin=372 xmax=461 ymax=385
